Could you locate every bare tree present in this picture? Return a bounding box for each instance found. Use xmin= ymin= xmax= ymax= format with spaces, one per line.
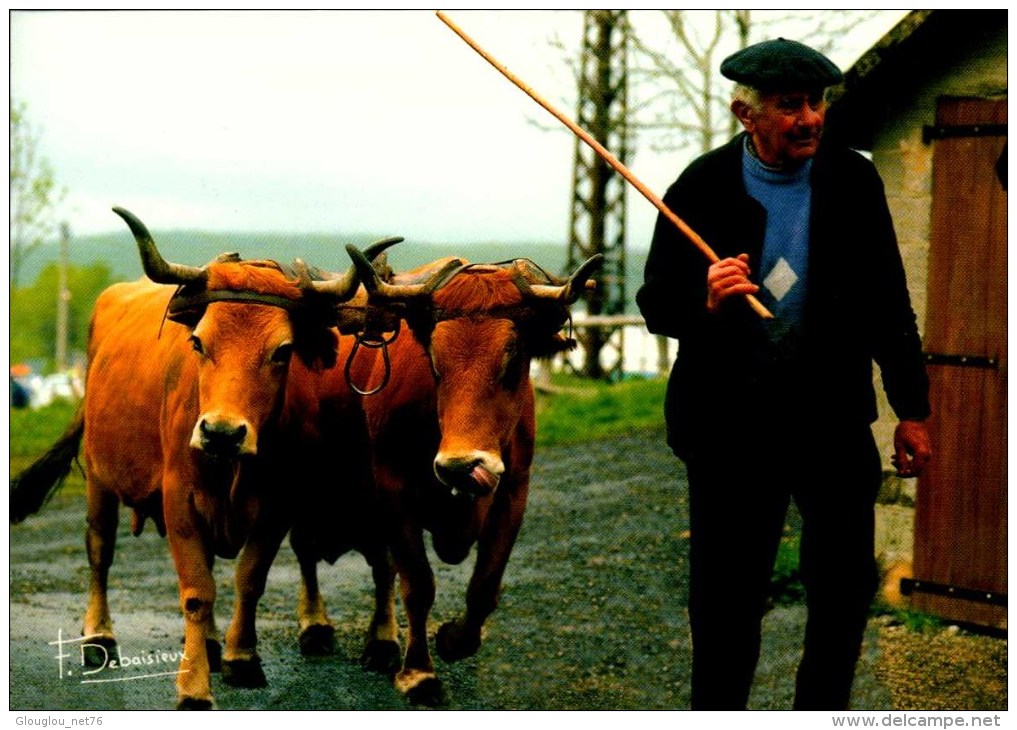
xmin=10 ymin=98 xmax=64 ymax=289
xmin=628 ymin=10 xmax=882 ymax=156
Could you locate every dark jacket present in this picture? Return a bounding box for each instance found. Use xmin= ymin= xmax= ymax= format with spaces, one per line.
xmin=636 ymin=134 xmax=930 ymax=459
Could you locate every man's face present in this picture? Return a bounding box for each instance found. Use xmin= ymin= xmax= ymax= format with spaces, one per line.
xmin=739 ymin=90 xmax=826 ymax=167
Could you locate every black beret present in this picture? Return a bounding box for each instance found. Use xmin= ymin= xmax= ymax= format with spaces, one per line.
xmin=720 ymin=38 xmax=843 ymax=90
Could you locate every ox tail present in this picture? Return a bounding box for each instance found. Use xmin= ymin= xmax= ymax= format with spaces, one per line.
xmin=10 ymin=408 xmax=85 ymax=524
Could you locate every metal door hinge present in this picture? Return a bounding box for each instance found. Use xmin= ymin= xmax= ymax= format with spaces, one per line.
xmin=901 ymin=578 xmax=1007 ymax=607
xmin=923 ymin=123 xmax=1007 ymax=144
xmin=923 ymin=352 xmax=998 ymax=369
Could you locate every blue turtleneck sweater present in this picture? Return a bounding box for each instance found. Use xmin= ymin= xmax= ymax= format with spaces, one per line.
xmin=741 ymin=139 xmax=812 ymax=352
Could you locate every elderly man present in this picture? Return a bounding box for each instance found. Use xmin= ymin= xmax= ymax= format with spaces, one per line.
xmin=637 ymin=38 xmax=932 ymax=710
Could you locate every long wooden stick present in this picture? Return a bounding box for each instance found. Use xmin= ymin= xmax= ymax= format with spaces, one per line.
xmin=436 ymin=10 xmax=773 ymax=320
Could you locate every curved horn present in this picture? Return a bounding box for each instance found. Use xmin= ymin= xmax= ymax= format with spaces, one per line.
xmin=363 ymin=236 xmax=404 ymax=261
xmin=529 ymin=254 xmax=604 ymax=304
xmin=302 ymin=236 xmax=405 ymax=302
xmin=345 ymin=244 xmax=438 ymax=301
xmin=111 ymin=207 xmax=207 ymax=286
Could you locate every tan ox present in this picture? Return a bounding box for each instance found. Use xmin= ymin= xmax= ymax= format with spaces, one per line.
xmin=10 ymin=208 xmax=398 ymax=708
xmin=340 ymin=246 xmax=601 ymax=704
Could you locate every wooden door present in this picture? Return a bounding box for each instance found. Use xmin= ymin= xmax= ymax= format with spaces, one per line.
xmin=910 ymin=96 xmax=1007 ymax=629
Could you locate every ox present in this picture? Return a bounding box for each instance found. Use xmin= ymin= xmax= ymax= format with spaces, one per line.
xmin=340 ymin=246 xmax=602 ymax=704
xmin=9 ymin=208 xmax=398 ymax=708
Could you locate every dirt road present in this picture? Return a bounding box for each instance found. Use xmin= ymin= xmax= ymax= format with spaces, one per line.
xmin=8 ymin=427 xmax=1005 ymax=710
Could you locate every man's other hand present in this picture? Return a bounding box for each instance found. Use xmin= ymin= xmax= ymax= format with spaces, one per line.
xmin=892 ymin=419 xmax=932 ymax=477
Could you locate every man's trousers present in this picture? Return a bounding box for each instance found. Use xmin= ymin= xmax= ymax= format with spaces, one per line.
xmin=684 ymin=420 xmax=882 ymax=710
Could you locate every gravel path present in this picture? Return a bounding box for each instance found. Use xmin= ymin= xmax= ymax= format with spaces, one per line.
xmin=8 ymin=427 xmax=1006 ymax=710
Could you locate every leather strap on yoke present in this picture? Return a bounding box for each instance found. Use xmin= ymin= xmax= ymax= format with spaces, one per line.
xmin=166 ymin=289 xmax=319 ymax=325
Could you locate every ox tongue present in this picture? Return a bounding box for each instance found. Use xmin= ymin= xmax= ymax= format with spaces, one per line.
xmin=471 ymin=464 xmax=499 ymax=491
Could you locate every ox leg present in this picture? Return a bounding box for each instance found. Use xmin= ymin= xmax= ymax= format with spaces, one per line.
xmin=173 ymin=542 xmax=222 ymax=676
xmin=82 ymin=485 xmax=119 ymax=668
xmin=170 ymin=532 xmax=217 ymax=709
xmin=204 ymin=611 xmax=222 ymax=674
xmin=436 ymin=485 xmax=527 ymax=663
xmin=222 ymin=523 xmax=287 ymax=688
xmin=290 ymin=529 xmax=336 ymax=657
xmin=391 ymin=527 xmax=444 ymax=706
xmin=200 ymin=553 xmax=223 ymax=674
xmin=361 ymin=548 xmax=400 ymax=674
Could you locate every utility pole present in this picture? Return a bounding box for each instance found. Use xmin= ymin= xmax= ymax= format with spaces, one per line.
xmin=567 ymin=10 xmax=631 ymax=380
xmin=55 ymin=222 xmax=70 ymax=373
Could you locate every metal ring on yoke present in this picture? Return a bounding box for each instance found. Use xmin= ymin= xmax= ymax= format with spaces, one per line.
xmin=356 ymin=318 xmax=401 ymax=347
xmin=344 ymin=324 xmax=398 ymax=396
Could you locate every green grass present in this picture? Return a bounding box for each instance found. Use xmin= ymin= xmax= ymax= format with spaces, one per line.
xmin=534 ymin=374 xmax=667 ymax=447
xmin=9 ymin=398 xmax=86 ymax=496
xmin=10 ymin=398 xmax=81 ymax=458
xmin=874 ymin=606 xmax=946 ymax=633
xmin=770 ymin=535 xmax=806 ymax=605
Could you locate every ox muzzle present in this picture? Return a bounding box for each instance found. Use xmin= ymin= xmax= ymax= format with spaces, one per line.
xmin=433 ymin=450 xmax=504 ymax=499
xmin=191 ymin=414 xmax=257 ymax=459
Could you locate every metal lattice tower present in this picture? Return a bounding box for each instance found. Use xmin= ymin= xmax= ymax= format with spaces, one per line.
xmin=567 ymin=10 xmax=630 ymax=380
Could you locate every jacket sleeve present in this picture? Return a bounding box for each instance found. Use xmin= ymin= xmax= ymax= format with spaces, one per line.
xmin=636 ymin=175 xmax=713 ymax=341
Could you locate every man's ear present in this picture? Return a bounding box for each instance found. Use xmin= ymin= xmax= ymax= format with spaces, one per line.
xmin=731 ymin=99 xmax=755 ymax=133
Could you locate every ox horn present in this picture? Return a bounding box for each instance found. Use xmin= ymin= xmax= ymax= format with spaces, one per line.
xmin=299 ymin=236 xmax=404 ymax=302
xmin=345 ymin=244 xmax=454 ymax=301
xmin=112 ymin=207 xmax=207 ymax=286
xmin=528 ymin=254 xmax=604 ymax=304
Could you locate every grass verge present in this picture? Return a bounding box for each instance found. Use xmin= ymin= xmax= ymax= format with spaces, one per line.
xmin=534 ymin=374 xmax=667 ymax=447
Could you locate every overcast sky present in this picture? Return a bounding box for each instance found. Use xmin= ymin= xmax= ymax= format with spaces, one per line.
xmin=11 ymin=9 xmax=908 ymax=248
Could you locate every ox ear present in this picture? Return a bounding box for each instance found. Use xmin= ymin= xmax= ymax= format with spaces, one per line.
xmin=528 ymin=331 xmax=579 ymax=359
xmin=371 ymin=252 xmax=394 ymax=283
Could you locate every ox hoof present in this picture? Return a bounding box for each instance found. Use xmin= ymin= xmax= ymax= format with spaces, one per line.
xmin=404 ymin=676 xmax=446 ymax=707
xmin=176 ymin=697 xmax=214 ymax=710
xmin=81 ymin=636 xmax=117 ymax=668
xmin=207 ymin=639 xmax=222 ymax=674
xmin=222 ymin=657 xmax=267 ymax=688
xmin=361 ymin=639 xmax=400 ymax=675
xmin=298 ymin=624 xmax=336 ymax=656
xmin=435 ymin=620 xmax=481 ymax=663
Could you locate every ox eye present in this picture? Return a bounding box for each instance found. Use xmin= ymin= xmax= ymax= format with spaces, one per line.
xmin=270 ymin=342 xmax=293 ymax=365
xmin=189 ymin=335 xmax=205 ymax=356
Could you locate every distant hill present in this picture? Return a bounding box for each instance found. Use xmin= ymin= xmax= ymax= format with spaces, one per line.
xmin=20 ymin=230 xmax=650 ymax=313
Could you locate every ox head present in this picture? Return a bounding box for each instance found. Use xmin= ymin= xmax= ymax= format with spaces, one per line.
xmin=112 ymin=207 xmax=399 ymax=460
xmin=348 ymin=244 xmax=602 ymax=498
